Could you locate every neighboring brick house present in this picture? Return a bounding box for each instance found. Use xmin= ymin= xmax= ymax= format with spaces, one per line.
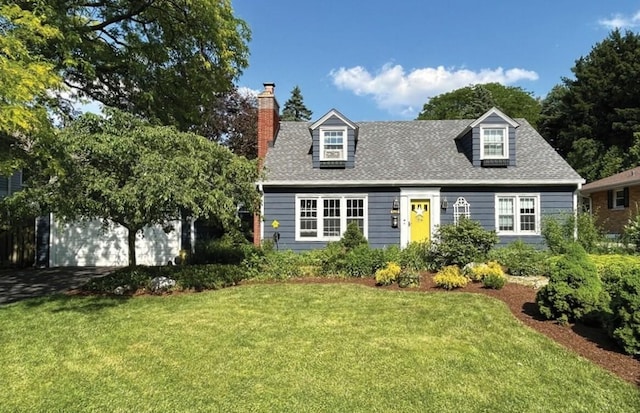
xmin=255 ymin=82 xmax=585 ymax=251
xmin=580 ymin=166 xmax=640 ymax=235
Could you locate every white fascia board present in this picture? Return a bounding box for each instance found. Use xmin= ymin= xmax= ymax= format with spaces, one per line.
xmin=260 ymin=179 xmax=585 ymax=187
xmin=469 ymin=107 xmax=519 ymax=128
xmin=309 ymin=109 xmax=358 ymax=131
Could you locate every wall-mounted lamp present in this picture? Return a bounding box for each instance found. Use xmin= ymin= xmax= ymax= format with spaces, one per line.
xmin=390 ymin=198 xmax=400 ymax=228
xmin=441 ymin=197 xmax=448 ymax=211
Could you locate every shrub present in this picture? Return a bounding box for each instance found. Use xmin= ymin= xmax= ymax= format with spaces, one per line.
xmin=398 ymin=269 xmax=420 ymax=288
xmin=317 ymin=242 xmax=349 ymax=276
xmin=623 ymin=210 xmax=640 ymax=252
xmin=433 ymin=265 xmax=468 ymax=290
xmin=339 ymin=222 xmax=368 ymax=251
xmin=192 ymin=233 xmax=255 ymax=265
xmin=427 ymin=217 xmax=498 ymax=269
xmin=375 ymin=262 xmax=402 ymax=286
xmin=542 ymin=213 xmax=604 ymax=254
xmin=344 ymin=244 xmax=386 ymax=277
xmin=398 ymin=241 xmax=431 ymax=271
xmin=243 ymin=249 xmax=312 ymax=281
xmin=606 ymin=271 xmax=640 ymax=355
xmin=83 ymin=266 xmax=171 ymax=293
xmin=488 ymin=240 xmax=550 ymax=277
xmin=536 ymin=242 xmax=610 ymax=324
xmin=466 ymin=261 xmax=504 ymax=282
xmin=174 ymin=264 xmax=246 ymax=291
xmin=481 ymin=267 xmax=507 ymax=290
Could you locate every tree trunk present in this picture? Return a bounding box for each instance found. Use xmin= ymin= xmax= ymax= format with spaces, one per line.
xmin=127 ymin=226 xmax=137 ymax=267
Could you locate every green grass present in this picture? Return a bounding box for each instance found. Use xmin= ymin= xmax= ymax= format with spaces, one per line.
xmin=1 ymin=284 xmax=638 ymax=412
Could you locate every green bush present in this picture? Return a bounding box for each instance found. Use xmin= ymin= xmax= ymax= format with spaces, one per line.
xmin=606 ymin=271 xmax=640 ymax=355
xmin=339 ymin=222 xmax=368 ymax=251
xmin=344 ymin=244 xmax=386 ymax=277
xmin=192 ymin=233 xmax=255 ymax=265
xmin=317 ymin=242 xmax=349 ymax=276
xmin=174 ymin=264 xmax=246 ymax=291
xmin=398 ymin=269 xmax=420 ymax=288
xmin=623 ymin=210 xmax=640 ymax=252
xmin=488 ymin=240 xmax=550 ymax=277
xmin=481 ymin=266 xmax=507 ymax=290
xmin=375 ymin=262 xmax=401 ymax=286
xmin=427 ymin=218 xmax=498 ymax=269
xmin=398 ymin=241 xmax=431 ymax=271
xmin=243 ymin=249 xmax=313 ymax=281
xmin=542 ymin=213 xmax=604 ymax=254
xmin=433 ymin=265 xmax=468 ymax=290
xmin=536 ymin=243 xmax=610 ymax=325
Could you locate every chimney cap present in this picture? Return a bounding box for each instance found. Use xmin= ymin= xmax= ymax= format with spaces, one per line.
xmin=262 ymin=82 xmax=276 ymax=95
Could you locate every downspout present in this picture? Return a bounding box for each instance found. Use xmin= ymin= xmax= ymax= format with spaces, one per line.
xmin=574 ymin=182 xmax=582 ymax=240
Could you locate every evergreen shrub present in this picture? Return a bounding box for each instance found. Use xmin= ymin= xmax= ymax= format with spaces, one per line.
xmin=536 ymin=243 xmax=610 ymax=324
xmin=606 ymin=271 xmax=640 ymax=355
xmin=427 ymin=218 xmax=498 ymax=269
xmin=488 ymin=240 xmax=550 ymax=276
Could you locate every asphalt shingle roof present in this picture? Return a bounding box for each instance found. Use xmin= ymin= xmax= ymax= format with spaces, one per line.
xmin=581 ymin=166 xmax=640 ymax=193
xmin=263 ymin=118 xmax=583 ymax=186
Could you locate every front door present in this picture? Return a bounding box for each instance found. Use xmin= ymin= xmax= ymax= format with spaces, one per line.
xmin=410 ymin=199 xmax=430 ymax=242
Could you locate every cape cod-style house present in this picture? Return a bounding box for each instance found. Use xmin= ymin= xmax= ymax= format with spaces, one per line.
xmin=254 ymin=83 xmax=584 ymax=251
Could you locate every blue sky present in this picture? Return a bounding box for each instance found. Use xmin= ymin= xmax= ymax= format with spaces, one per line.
xmin=233 ymin=1 xmax=640 ymax=121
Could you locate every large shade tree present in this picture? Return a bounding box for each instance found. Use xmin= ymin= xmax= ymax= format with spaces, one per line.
xmin=539 ymin=30 xmax=640 ymax=181
xmin=5 ymin=109 xmax=261 ymax=266
xmin=417 ymin=83 xmax=541 ymax=127
xmin=8 ymin=0 xmax=250 ymax=131
xmin=0 ymin=4 xmax=61 ymax=174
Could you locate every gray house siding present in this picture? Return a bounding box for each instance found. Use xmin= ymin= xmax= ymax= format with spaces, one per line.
xmin=311 ymin=115 xmax=356 ymax=169
xmin=440 ymin=185 xmax=575 ymax=246
xmin=471 ymin=113 xmax=516 ymax=167
xmin=263 ymin=187 xmax=400 ymax=252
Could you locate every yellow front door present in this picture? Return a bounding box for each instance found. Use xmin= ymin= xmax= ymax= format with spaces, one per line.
xmin=410 ymin=199 xmax=431 ymax=243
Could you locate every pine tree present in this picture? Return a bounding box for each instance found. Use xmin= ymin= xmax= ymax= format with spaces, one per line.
xmin=281 ymin=86 xmax=313 ymax=121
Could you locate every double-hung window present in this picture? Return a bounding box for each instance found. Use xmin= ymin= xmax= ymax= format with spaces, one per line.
xmin=496 ymin=194 xmax=539 ymax=235
xmin=320 ymin=128 xmax=347 ymax=161
xmin=296 ymin=194 xmax=367 ymax=241
xmin=480 ymin=126 xmax=508 ymax=159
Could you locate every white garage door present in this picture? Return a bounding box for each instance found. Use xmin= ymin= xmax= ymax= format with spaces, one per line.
xmin=49 ymin=217 xmax=182 ymax=267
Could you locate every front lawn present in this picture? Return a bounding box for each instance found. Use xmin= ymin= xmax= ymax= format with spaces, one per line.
xmin=1 ymin=284 xmax=638 ymax=412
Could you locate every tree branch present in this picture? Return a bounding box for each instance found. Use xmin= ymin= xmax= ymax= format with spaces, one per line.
xmin=81 ymin=0 xmax=156 ymax=32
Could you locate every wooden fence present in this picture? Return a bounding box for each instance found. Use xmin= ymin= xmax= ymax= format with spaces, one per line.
xmin=0 ymin=221 xmax=35 ymax=268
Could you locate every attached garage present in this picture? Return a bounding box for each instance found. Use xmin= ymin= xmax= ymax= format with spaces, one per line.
xmin=36 ymin=214 xmax=184 ymax=267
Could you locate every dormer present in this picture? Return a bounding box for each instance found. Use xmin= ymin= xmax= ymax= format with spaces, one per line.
xmin=466 ymin=107 xmax=519 ymax=167
xmin=309 ymin=109 xmax=358 ymax=169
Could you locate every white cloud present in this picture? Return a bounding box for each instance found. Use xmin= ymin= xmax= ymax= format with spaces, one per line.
xmin=238 ymin=86 xmax=260 ymax=98
xmin=598 ymin=11 xmax=640 ymax=29
xmin=329 ymin=63 xmax=538 ymax=117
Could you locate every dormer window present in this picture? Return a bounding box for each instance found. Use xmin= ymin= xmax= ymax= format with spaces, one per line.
xmin=480 ymin=126 xmax=508 ymax=159
xmin=320 ymin=128 xmax=347 ymax=161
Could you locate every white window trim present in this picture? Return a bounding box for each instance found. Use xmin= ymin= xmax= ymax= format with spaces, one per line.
xmin=613 ymin=187 xmax=626 ymax=209
xmin=319 ymin=127 xmax=348 ymax=161
xmin=295 ymin=194 xmax=368 ymax=241
xmin=479 ymin=124 xmax=509 ymax=160
xmin=495 ymin=193 xmax=540 ymax=235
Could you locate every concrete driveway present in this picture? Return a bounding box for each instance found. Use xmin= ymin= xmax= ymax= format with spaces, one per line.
xmin=0 ymin=267 xmax=116 ymax=305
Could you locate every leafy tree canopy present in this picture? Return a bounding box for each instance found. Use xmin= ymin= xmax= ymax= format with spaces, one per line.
xmin=539 ymin=30 xmax=640 ymax=181
xmin=195 ymin=88 xmax=257 ymax=159
xmin=3 ymin=108 xmax=261 ymax=265
xmin=0 ymin=4 xmax=62 ymax=174
xmin=281 ymin=86 xmax=313 ymax=121
xmin=417 ymin=83 xmax=541 ymax=127
xmin=7 ymin=0 xmax=250 ymax=131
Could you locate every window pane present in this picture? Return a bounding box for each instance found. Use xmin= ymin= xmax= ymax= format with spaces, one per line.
xmin=323 ymin=199 xmax=341 ymax=237
xmin=498 ymin=197 xmax=514 ymax=231
xmin=519 ymin=197 xmax=536 ymax=231
xmin=615 ymin=190 xmax=625 ymax=207
xmin=299 ymin=199 xmax=317 ymax=237
xmin=323 ymin=130 xmax=344 ymax=150
xmin=346 ymin=198 xmax=365 ymax=232
xmin=483 ymin=128 xmax=505 ymax=156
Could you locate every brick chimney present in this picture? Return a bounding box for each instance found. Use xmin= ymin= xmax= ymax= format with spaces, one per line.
xmin=255 ymin=82 xmax=279 ymax=246
xmin=257 ymin=82 xmax=279 ymax=164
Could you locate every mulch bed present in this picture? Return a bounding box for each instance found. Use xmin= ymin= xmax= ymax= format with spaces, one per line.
xmin=286 ymin=274 xmax=640 ymax=386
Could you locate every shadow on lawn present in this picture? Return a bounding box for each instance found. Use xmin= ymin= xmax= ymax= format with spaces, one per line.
xmin=19 ymin=294 xmax=131 ymax=313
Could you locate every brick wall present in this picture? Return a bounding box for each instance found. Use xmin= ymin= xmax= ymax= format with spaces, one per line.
xmin=590 ymin=185 xmax=640 ymax=234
